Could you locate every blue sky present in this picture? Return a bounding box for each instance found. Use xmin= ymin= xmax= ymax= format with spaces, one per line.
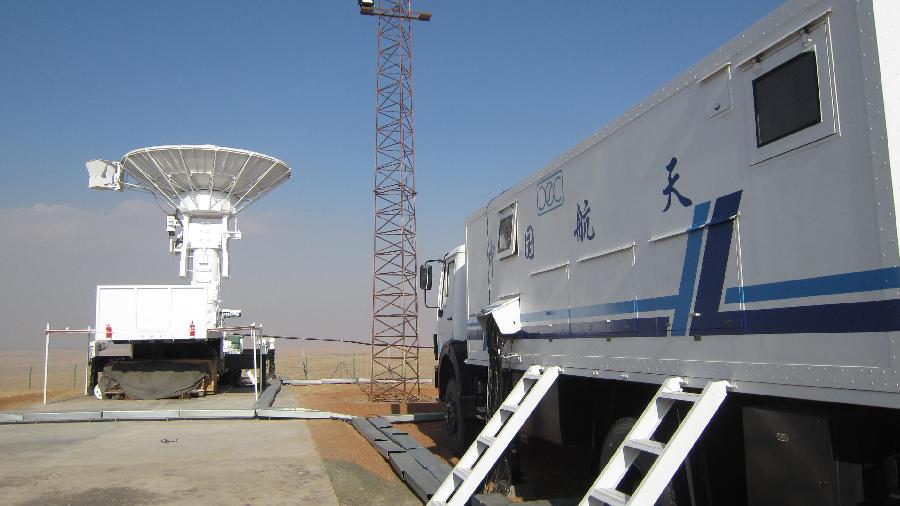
xmin=0 ymin=1 xmax=783 ymax=348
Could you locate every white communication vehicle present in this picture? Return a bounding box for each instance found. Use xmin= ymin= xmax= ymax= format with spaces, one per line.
xmin=422 ymin=1 xmax=900 ymax=504
xmin=85 ymin=145 xmax=289 ymax=399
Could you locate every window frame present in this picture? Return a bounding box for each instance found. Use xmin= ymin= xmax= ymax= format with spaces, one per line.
xmin=496 ymin=202 xmax=518 ymax=260
xmin=752 ymin=51 xmax=823 ymax=147
xmin=441 ymin=259 xmax=455 ymax=310
xmin=741 ymin=17 xmax=838 ymax=165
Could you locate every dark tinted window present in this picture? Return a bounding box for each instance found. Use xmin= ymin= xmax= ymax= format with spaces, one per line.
xmin=498 ymin=215 xmax=513 ymax=252
xmin=753 ymin=51 xmax=822 ymax=147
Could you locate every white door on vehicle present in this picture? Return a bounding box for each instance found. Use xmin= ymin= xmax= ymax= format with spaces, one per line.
xmin=436 ymin=260 xmax=456 ymax=346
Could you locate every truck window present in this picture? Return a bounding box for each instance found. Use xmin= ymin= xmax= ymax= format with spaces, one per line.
xmin=498 ymin=215 xmax=514 ymax=253
xmin=752 ymin=51 xmax=821 ymax=147
xmin=497 ymin=203 xmax=518 ymax=259
xmin=443 ymin=260 xmax=455 ymax=304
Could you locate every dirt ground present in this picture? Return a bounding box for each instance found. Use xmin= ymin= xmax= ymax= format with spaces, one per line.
xmin=291 ymin=383 xmax=593 ymax=504
xmin=0 ymin=390 xmax=84 ymax=411
xmin=290 ymin=383 xmax=458 ymax=505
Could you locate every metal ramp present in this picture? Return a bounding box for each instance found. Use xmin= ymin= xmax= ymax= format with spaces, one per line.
xmin=428 ymin=364 xmax=561 ymax=506
xmin=581 ymin=377 xmax=729 ymax=506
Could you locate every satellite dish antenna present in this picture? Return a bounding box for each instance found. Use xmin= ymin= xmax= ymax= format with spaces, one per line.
xmin=85 ymin=145 xmax=291 ymax=327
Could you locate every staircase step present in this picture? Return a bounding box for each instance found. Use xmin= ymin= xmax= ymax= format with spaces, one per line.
xmin=625 ymin=438 xmax=665 ymax=456
xmin=453 ymin=466 xmax=471 ymax=482
xmin=476 ymin=435 xmax=495 ymax=448
xmin=658 ymin=390 xmax=700 ymax=403
xmin=579 ymin=379 xmax=730 ymax=506
xmin=589 ymin=487 xmax=630 ymax=506
xmin=426 ymin=366 xmax=562 ymax=506
xmin=523 ymin=371 xmax=541 ymax=381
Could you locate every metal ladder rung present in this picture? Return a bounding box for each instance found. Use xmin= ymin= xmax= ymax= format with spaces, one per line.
xmin=624 ymin=438 xmax=665 ymax=456
xmin=476 ymin=435 xmax=495 ymax=448
xmin=579 ymin=378 xmax=730 ymax=506
xmin=452 ymin=466 xmax=471 ymax=482
xmin=428 ymin=365 xmax=562 ymax=506
xmin=523 ymin=371 xmax=541 ymax=381
xmin=658 ymin=390 xmax=700 ymax=402
xmin=589 ymin=487 xmax=629 ymax=506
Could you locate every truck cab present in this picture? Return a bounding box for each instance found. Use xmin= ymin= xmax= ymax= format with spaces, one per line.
xmin=421 ymin=245 xmax=481 ymax=450
xmin=423 ymin=245 xmax=467 ymax=351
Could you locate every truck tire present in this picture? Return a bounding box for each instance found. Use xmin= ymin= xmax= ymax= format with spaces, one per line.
xmin=599 ymin=417 xmax=677 ymax=506
xmin=444 ymin=377 xmax=472 ymax=456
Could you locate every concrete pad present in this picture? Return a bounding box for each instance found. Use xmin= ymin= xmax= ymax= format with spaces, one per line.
xmin=0 ymin=419 xmax=339 ymax=505
xmin=257 ymin=408 xmax=338 ymax=419
xmin=21 ymin=411 xmax=102 ymax=422
xmin=0 ymin=413 xmax=24 ymax=423
xmin=102 ymin=410 xmax=180 ymax=420
xmin=177 ymin=409 xmax=256 ymax=419
xmin=382 ymin=412 xmax=444 ymax=423
xmin=18 ymin=388 xmax=257 ymax=414
xmin=271 ymin=385 xmax=298 ymax=409
xmin=1 ymin=387 xmax=340 ymax=424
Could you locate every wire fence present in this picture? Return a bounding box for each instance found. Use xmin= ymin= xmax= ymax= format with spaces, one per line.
xmin=0 ymin=348 xmax=438 ymax=399
xmin=275 ymin=349 xmax=437 ymax=381
xmin=0 ymin=359 xmax=85 ymax=397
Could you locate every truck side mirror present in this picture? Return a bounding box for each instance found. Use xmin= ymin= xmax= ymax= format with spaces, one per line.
xmin=419 ymin=264 xmax=433 ymax=291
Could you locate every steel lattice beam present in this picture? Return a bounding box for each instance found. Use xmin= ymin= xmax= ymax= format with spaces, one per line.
xmin=363 ymin=0 xmax=429 ymax=402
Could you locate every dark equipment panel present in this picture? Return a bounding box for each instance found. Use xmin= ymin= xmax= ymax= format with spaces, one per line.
xmin=743 ymin=406 xmax=863 ymax=506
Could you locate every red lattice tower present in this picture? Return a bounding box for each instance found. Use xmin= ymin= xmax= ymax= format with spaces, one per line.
xmin=360 ymin=0 xmax=431 ymax=402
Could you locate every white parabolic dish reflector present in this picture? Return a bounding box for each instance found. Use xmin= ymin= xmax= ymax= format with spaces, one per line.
xmin=119 ymin=145 xmax=291 ymax=215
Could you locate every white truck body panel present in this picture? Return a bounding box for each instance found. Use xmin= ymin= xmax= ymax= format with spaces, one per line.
xmin=459 ymin=0 xmax=900 ymax=408
xmin=95 ymin=285 xmax=209 ymax=341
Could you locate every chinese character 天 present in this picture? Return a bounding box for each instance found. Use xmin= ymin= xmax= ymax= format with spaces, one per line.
xmin=662 ymin=157 xmax=693 ymax=212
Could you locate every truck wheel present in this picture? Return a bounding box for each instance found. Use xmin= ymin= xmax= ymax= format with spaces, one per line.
xmin=599 ymin=417 xmax=677 ymax=506
xmin=444 ymin=378 xmax=471 ymax=456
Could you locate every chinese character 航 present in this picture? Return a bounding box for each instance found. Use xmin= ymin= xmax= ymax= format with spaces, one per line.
xmin=574 ymin=200 xmax=595 ymax=242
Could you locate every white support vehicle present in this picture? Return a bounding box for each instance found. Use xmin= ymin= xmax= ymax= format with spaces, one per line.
xmin=85 ymin=145 xmax=290 ymax=398
xmin=422 ymin=1 xmax=900 ymax=504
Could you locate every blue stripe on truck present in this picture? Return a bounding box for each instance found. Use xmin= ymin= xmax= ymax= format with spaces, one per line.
xmin=724 ymin=267 xmax=900 ymax=304
xmin=670 ymin=201 xmax=711 ymax=335
xmin=468 ymin=190 xmax=900 ymax=340
xmin=689 ymin=191 xmax=744 ymax=333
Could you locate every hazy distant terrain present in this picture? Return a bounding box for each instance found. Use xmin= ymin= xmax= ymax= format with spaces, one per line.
xmin=0 ymin=345 xmax=436 ymax=401
xmin=0 ymin=348 xmax=86 ymax=397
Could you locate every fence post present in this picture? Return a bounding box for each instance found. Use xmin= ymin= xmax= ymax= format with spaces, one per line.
xmin=251 ymin=326 xmax=258 ymax=402
xmin=85 ymin=327 xmax=91 ymax=396
xmin=28 ymin=365 xmax=33 ymax=389
xmin=73 ymin=364 xmax=77 ymax=389
xmin=43 ymin=324 xmax=50 ymax=405
xmin=352 ymin=354 xmax=357 ymax=379
xmin=303 ymin=354 xmax=309 ymax=379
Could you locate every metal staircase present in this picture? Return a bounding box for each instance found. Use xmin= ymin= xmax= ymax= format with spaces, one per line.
xmin=428 ymin=364 xmax=561 ymax=506
xmin=580 ymin=377 xmax=730 ymax=506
